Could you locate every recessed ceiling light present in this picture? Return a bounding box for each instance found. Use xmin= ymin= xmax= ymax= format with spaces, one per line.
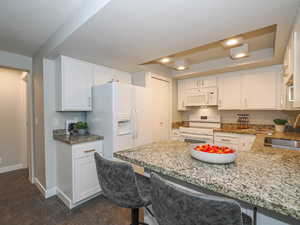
xmin=230 ymin=44 xmax=249 ymax=60
xmin=176 ymin=66 xmax=187 ymax=71
xmin=221 ymin=37 xmax=243 ymax=48
xmin=159 ymin=57 xmax=171 ymax=64
xmin=234 ymin=53 xmax=247 ymax=58
xmin=226 ymin=39 xmax=238 ymax=46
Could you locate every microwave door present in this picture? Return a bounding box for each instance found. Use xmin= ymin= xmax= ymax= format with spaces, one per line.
xmin=185 ymin=92 xmax=207 ymax=106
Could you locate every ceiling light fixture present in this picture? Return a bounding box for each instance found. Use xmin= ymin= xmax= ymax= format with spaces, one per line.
xmin=230 ymin=44 xmax=249 ymax=60
xmin=176 ymin=66 xmax=187 ymax=71
xmin=159 ymin=57 xmax=171 ymax=64
xmin=174 ymin=59 xmax=188 ymax=71
xmin=221 ymin=37 xmax=243 ymax=48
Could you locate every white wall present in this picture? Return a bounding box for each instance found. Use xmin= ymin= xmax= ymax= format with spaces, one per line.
xmin=0 ymin=68 xmax=27 ymax=170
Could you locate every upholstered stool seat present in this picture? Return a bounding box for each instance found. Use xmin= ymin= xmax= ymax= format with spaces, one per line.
xmin=94 ymin=153 xmax=151 ymax=225
xmin=150 ymin=173 xmax=252 ymax=225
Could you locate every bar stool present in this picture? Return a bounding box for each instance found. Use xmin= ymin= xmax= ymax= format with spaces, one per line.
xmin=150 ymin=173 xmax=252 ymax=225
xmin=94 ymin=153 xmax=151 ymax=225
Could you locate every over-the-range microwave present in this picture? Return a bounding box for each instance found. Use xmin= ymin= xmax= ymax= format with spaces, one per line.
xmin=185 ymin=87 xmax=218 ymax=106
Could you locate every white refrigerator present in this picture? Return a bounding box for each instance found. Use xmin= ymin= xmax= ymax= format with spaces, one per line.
xmin=87 ymin=82 xmax=153 ymax=159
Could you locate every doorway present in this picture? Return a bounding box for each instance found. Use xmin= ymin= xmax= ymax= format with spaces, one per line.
xmin=151 ymin=76 xmax=171 ymax=141
xmin=0 ymin=67 xmax=32 ymax=180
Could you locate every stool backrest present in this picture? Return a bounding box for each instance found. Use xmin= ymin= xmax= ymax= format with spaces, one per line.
xmin=94 ymin=153 xmax=146 ymax=208
xmin=151 ymin=173 xmax=243 ymax=225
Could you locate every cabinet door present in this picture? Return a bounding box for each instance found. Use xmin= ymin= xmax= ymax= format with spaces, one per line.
xmin=218 ymin=74 xmax=241 ymax=110
xmin=183 ymin=78 xmax=199 ymax=90
xmin=73 ymin=154 xmax=101 ymax=203
xmin=62 ymin=56 xmax=93 ymax=111
xmin=202 ymin=77 xmax=217 ymax=88
xmin=177 ymin=80 xmax=188 ymax=111
xmin=241 ymin=71 xmax=278 ymax=109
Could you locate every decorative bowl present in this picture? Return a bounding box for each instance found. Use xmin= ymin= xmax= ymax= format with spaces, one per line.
xmin=190 ymin=144 xmax=236 ymax=164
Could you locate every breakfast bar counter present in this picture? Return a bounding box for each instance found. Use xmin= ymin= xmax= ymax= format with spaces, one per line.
xmin=114 ymin=134 xmax=300 ymax=223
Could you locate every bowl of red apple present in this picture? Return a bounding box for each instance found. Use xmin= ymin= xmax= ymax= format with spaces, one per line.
xmin=190 ymin=144 xmax=236 ymax=164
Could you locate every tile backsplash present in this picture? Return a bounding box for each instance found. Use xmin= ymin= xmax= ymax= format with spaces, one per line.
xmin=182 ymin=108 xmax=300 ymax=125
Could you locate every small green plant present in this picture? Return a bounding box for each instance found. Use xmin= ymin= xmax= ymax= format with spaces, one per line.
xmin=75 ymin=122 xmax=88 ymax=130
xmin=273 ymin=119 xmax=288 ymax=125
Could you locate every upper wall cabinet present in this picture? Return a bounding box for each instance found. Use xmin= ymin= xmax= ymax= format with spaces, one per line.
xmin=218 ymin=73 xmax=241 ymax=110
xmin=241 ymin=70 xmax=278 ymax=109
xmin=56 ymin=56 xmax=94 ymax=111
xmin=218 ymin=67 xmax=281 ymax=110
xmin=183 ymin=77 xmax=217 ymax=90
xmin=177 ymin=80 xmax=189 ymax=111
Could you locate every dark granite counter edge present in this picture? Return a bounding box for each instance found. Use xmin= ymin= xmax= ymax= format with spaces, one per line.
xmin=114 ymin=152 xmax=300 ymax=220
xmin=53 ymin=129 xmax=104 ymax=145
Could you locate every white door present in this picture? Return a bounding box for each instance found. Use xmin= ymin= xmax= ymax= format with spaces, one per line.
xmin=151 ymin=77 xmax=170 ymax=141
xmin=218 ymin=74 xmax=241 ymax=110
xmin=241 ymin=71 xmax=278 ymax=109
xmin=134 ymin=86 xmax=153 ymax=147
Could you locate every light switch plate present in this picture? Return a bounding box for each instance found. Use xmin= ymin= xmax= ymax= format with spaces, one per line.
xmin=0 ymin=157 xmax=2 ymax=165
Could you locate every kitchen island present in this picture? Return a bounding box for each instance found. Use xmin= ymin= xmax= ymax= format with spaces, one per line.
xmin=114 ymin=134 xmax=300 ymax=225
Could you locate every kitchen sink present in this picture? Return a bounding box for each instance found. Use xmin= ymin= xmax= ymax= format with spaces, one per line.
xmin=264 ymin=137 xmax=300 ymax=150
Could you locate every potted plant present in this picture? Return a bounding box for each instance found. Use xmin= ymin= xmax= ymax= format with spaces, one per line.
xmin=75 ymin=122 xmax=88 ymax=135
xmin=273 ymin=119 xmax=288 ymax=132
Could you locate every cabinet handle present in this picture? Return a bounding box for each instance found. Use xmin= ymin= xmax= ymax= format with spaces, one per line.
xmin=244 ymin=98 xmax=247 ymax=107
xmin=84 ymin=149 xmax=96 ymax=153
xmin=221 ymin=139 xmax=231 ymax=142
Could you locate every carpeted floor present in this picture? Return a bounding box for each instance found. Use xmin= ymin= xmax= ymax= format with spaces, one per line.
xmin=0 ymin=169 xmax=134 ymax=225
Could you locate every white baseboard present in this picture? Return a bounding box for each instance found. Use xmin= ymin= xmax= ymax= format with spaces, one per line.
xmin=34 ymin=177 xmax=57 ymax=198
xmin=56 ymin=187 xmax=72 ymax=209
xmin=0 ymin=163 xmax=25 ymax=174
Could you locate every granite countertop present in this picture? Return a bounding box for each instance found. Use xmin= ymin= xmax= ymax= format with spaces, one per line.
xmin=114 ymin=134 xmax=300 ymax=220
xmin=53 ymin=129 xmax=103 ymax=145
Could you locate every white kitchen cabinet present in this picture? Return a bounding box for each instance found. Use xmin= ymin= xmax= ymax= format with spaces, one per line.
xmin=201 ymin=77 xmax=217 ymax=88
xmin=293 ymin=12 xmax=300 ymax=107
xmin=183 ymin=78 xmax=199 ymax=90
xmin=56 ymin=140 xmax=103 ymax=208
xmin=177 ymin=80 xmax=189 ymax=111
xmin=218 ymin=73 xmax=242 ymax=110
xmin=241 ymin=70 xmax=278 ymax=109
xmin=214 ymin=132 xmax=256 ymax=152
xmin=55 ymin=55 xmax=93 ymax=111
xmin=214 ymin=132 xmax=240 ymax=150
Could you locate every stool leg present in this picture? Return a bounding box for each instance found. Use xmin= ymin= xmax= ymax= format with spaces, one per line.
xmin=131 ymin=208 xmax=139 ymax=225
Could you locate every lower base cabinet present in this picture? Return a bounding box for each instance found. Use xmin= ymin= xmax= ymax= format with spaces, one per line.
xmin=214 ymin=132 xmax=255 ymax=151
xmin=56 ymin=140 xmax=103 ymax=208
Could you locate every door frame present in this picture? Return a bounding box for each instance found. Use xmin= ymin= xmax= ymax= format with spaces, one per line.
xmin=147 ymin=73 xmax=172 ymax=140
xmin=0 ymin=65 xmax=34 ymax=183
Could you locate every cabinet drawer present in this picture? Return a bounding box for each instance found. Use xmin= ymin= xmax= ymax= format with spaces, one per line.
xmin=214 ymin=141 xmax=239 ymax=150
xmin=214 ymin=133 xmax=240 ymax=145
xmin=73 ymin=141 xmax=103 ymax=159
